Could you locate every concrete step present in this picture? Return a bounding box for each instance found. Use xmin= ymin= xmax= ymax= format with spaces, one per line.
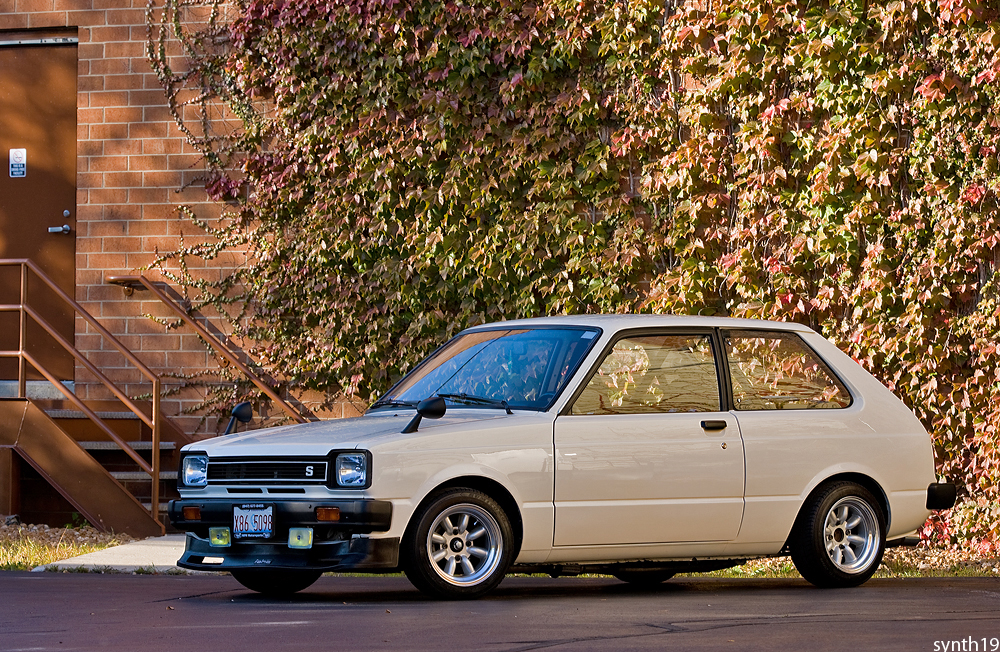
xmin=110 ymin=471 xmax=178 ymax=481
xmin=78 ymin=440 xmax=176 ymax=451
xmin=45 ymin=410 xmax=142 ymax=420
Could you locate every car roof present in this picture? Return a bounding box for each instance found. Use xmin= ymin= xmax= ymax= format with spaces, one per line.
xmin=464 ymin=314 xmax=815 ymax=334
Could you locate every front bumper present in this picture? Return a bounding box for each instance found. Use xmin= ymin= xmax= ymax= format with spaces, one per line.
xmin=168 ymin=498 xmax=396 ymax=572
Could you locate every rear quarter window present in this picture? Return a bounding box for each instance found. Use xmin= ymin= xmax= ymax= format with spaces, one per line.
xmin=725 ymin=330 xmax=852 ymax=410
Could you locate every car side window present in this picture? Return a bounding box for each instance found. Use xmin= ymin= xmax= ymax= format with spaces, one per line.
xmin=725 ymin=330 xmax=851 ymax=410
xmin=571 ymin=334 xmax=721 ymax=414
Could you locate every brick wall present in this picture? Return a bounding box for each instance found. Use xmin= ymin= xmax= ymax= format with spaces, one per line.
xmin=1 ymin=2 xmax=357 ymax=436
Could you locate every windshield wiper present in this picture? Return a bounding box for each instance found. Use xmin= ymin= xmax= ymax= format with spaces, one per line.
xmin=369 ymin=398 xmax=418 ymax=410
xmin=437 ymin=393 xmax=513 ymax=414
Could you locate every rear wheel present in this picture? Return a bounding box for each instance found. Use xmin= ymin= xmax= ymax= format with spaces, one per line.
xmin=790 ymin=481 xmax=885 ymax=588
xmin=230 ymin=568 xmax=322 ymax=596
xmin=611 ymin=569 xmax=675 ymax=586
xmin=403 ymin=488 xmax=514 ymax=599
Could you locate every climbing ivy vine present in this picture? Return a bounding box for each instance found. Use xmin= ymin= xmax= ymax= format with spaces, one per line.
xmin=149 ymin=0 xmax=1000 ymax=551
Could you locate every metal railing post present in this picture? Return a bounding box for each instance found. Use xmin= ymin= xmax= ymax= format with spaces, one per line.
xmin=151 ymin=377 xmax=161 ymax=522
xmin=17 ymin=262 xmax=26 ymax=398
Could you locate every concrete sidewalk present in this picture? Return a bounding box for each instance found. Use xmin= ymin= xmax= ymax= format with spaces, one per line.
xmin=33 ymin=534 xmax=196 ymax=573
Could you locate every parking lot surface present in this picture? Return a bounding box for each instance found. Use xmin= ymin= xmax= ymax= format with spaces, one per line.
xmin=2 ymin=573 xmax=999 ymax=651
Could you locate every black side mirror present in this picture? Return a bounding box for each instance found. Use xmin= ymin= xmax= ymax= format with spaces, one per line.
xmin=401 ymin=396 xmax=447 ymax=434
xmin=224 ymin=401 xmax=254 ymax=435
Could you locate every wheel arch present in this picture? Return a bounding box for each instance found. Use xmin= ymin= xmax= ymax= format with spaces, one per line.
xmin=402 ymin=475 xmax=524 ymax=561
xmin=785 ymin=472 xmax=891 ymax=550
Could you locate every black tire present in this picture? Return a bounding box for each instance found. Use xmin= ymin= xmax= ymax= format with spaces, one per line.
xmin=611 ymin=569 xmax=675 ymax=586
xmin=403 ymin=488 xmax=514 ymax=599
xmin=790 ymin=481 xmax=886 ymax=588
xmin=230 ymin=568 xmax=322 ymax=596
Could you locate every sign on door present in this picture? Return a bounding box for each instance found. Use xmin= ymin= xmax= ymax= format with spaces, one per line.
xmin=8 ymin=149 xmax=26 ymax=178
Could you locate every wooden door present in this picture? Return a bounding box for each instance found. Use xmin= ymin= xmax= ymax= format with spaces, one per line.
xmin=0 ymin=35 xmax=78 ymax=382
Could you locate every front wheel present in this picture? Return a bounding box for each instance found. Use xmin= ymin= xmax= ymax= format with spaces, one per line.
xmin=790 ymin=481 xmax=886 ymax=588
xmin=403 ymin=488 xmax=514 ymax=599
xmin=230 ymin=568 xmax=322 ymax=596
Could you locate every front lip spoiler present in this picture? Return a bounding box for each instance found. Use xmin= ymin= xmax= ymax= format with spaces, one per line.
xmin=177 ymin=534 xmax=400 ymax=572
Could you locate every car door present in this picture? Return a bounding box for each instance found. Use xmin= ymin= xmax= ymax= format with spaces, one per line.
xmin=552 ymin=329 xmax=745 ymax=546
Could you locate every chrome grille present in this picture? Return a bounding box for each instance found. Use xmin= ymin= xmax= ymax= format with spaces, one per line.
xmin=207 ymin=460 xmax=328 ymax=485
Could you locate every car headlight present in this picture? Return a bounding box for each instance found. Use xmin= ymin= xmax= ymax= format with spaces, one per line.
xmin=335 ymin=453 xmax=368 ymax=487
xmin=181 ymin=455 xmax=209 ymax=487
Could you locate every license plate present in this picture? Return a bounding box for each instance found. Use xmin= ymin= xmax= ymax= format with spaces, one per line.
xmin=233 ymin=503 xmax=273 ymax=539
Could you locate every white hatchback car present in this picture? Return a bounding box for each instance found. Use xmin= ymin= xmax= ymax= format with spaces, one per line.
xmin=169 ymin=316 xmax=955 ymax=598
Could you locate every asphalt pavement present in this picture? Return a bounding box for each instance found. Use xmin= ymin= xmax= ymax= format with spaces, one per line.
xmin=4 ymin=572 xmax=1000 ymax=651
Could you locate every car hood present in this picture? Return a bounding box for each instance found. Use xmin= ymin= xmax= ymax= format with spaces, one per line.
xmin=185 ymin=410 xmax=512 ymax=457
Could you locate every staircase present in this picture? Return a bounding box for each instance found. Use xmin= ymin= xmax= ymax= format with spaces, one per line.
xmin=39 ymin=399 xmax=191 ymax=527
xmin=0 ymin=259 xmax=309 ymax=538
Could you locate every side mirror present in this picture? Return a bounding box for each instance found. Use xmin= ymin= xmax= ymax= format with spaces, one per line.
xmin=224 ymin=401 xmax=254 ymax=435
xmin=401 ymin=396 xmax=447 ymax=434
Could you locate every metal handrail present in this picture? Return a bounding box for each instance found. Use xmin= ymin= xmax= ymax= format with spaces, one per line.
xmin=0 ymin=259 xmax=162 ymax=523
xmin=106 ymin=274 xmax=309 ymax=424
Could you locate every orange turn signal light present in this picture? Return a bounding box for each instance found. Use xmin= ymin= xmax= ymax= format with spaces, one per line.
xmin=182 ymin=506 xmax=202 ymax=521
xmin=316 ymin=507 xmax=340 ymax=522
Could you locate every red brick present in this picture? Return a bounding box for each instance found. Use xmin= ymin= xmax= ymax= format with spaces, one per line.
xmin=127 ymin=318 xmax=174 ymax=335
xmin=28 ymin=12 xmax=68 ymax=27
xmin=141 ymin=171 xmax=183 ymax=187
xmin=78 ymin=107 xmax=104 ymax=124
xmin=78 ymin=42 xmax=103 ymax=59
xmin=86 ymin=284 xmax=127 ymax=302
xmin=75 ymin=205 xmax=103 ymax=221
xmin=128 ymin=188 xmax=169 ymax=204
xmin=78 ymin=75 xmax=104 ymax=92
xmin=104 ymin=171 xmax=143 ymax=187
xmin=17 ymin=0 xmax=54 ymax=11
xmin=128 ymin=155 xmax=168 ymax=171
xmin=65 ymin=10 xmax=106 ymax=25
xmin=103 ymin=139 xmax=142 ymax=156
xmin=89 ymin=26 xmax=129 ymax=41
xmin=127 ymin=220 xmax=169 ymax=236
xmin=142 ymin=106 xmax=173 ymax=122
xmin=88 ymin=155 xmax=127 ymax=172
xmin=77 ymin=140 xmax=102 ymax=159
xmin=89 ymin=91 xmax=130 ymax=108
xmin=0 ymin=14 xmax=29 ymax=29
xmin=75 ymin=333 xmax=105 ymax=352
xmin=104 ymin=73 xmax=145 ymax=91
xmin=102 ymin=236 xmax=140 ymax=252
xmin=90 ymin=123 xmax=129 ymax=140
xmin=104 ymin=41 xmax=144 ymax=58
xmin=106 ymin=8 xmax=143 ymax=24
xmin=77 ymin=123 xmax=89 ymax=139
xmin=77 ymin=58 xmax=89 ymax=76
xmin=77 ymin=172 xmax=102 ymax=188
xmin=129 ymin=89 xmax=168 ymax=107
xmin=169 ymin=154 xmax=203 ymax=170
xmin=166 ymin=351 xmax=211 ymax=368
xmin=85 ymin=220 xmax=127 ymax=236
xmin=54 ymin=0 xmax=91 ymax=9
xmin=142 ymin=138 xmax=183 ymax=155
xmin=105 ymin=106 xmax=143 ymax=123
xmin=141 ymin=205 xmax=181 ymax=220
xmin=142 ymin=334 xmax=182 ymax=351
xmin=89 ymin=188 xmax=128 ymax=204
xmin=87 ymin=253 xmax=128 ymax=269
xmin=129 ymin=122 xmax=168 ymax=139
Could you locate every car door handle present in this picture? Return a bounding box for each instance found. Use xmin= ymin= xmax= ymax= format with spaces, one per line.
xmin=701 ymin=420 xmax=728 ymax=430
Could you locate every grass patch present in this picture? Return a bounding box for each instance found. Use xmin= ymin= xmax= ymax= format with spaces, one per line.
xmin=0 ymin=524 xmax=134 ymax=571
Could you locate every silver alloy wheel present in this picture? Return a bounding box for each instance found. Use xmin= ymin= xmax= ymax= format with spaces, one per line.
xmin=823 ymin=496 xmax=880 ymax=574
xmin=425 ymin=503 xmax=503 ymax=586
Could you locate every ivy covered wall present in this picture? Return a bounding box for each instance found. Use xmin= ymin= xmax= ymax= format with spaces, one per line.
xmin=150 ymin=0 xmax=999 ymax=550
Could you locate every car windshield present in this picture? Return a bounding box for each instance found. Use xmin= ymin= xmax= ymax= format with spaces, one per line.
xmin=376 ymin=328 xmax=600 ymax=411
